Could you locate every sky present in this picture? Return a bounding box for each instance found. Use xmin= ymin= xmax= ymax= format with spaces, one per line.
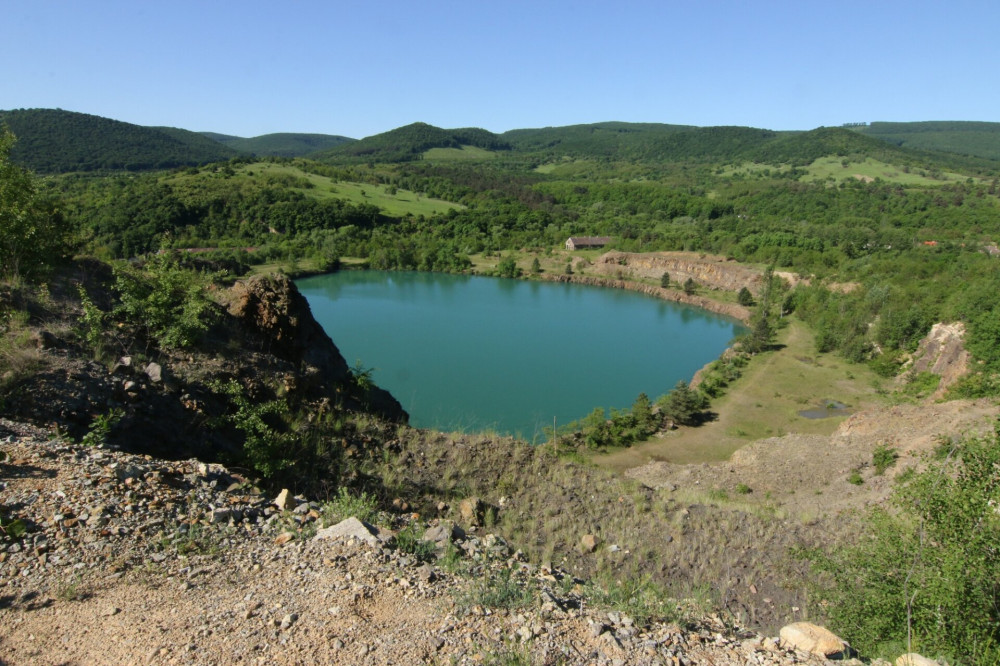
xmin=4 ymin=0 xmax=998 ymax=139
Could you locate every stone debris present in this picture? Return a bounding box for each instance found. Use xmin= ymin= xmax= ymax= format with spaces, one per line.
xmin=1 ymin=418 xmax=866 ymax=665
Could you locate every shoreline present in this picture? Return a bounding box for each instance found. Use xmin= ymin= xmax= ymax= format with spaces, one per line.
xmin=540 ymin=273 xmax=753 ymax=324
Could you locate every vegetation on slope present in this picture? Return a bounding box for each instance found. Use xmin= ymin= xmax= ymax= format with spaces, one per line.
xmin=200 ymin=131 xmax=355 ymax=157
xmin=857 ymin=120 xmax=1000 ymax=161
xmin=312 ymin=122 xmax=511 ymax=163
xmin=0 ymin=109 xmax=238 ymax=172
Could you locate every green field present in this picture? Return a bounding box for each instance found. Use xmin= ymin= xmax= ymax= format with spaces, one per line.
xmin=721 ymin=157 xmax=982 ymax=186
xmin=800 ymin=156 xmax=982 ymax=185
xmin=246 ymin=163 xmax=462 ymax=217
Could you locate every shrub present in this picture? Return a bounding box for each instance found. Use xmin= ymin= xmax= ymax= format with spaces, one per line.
xmin=872 ymin=443 xmax=898 ymax=475
xmin=112 ymin=255 xmax=216 ymax=349
xmin=810 ymin=427 xmax=1000 ymax=661
xmin=320 ymin=487 xmax=378 ymax=525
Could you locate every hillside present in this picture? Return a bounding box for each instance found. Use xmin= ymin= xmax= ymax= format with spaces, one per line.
xmin=856 ymin=120 xmax=1000 ymax=160
xmin=201 ymin=131 xmax=355 ymax=157
xmin=0 ymin=109 xmax=238 ymax=172
xmin=312 ymin=122 xmax=512 ymax=163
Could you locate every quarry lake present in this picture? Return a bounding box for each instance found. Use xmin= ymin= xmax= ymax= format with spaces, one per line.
xmin=297 ymin=271 xmax=746 ymax=441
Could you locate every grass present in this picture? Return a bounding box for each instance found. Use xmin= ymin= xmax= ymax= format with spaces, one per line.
xmin=801 ymin=156 xmax=984 ymax=186
xmin=171 ymin=162 xmax=462 ymax=218
xmin=720 ymin=157 xmax=985 ymax=186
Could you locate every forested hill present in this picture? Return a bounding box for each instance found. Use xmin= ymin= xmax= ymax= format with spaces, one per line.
xmin=854 ymin=121 xmax=1000 ymax=161
xmin=0 ymin=109 xmax=238 ymax=173
xmin=498 ymin=123 xmax=944 ymax=166
xmin=200 ymin=132 xmax=355 ymax=157
xmin=312 ymin=122 xmax=512 ymax=163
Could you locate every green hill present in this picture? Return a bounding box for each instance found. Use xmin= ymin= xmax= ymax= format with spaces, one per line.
xmin=501 ymin=123 xmax=920 ymax=166
xmin=0 ymin=108 xmax=238 ymax=173
xmin=314 ymin=122 xmax=511 ymax=163
xmin=200 ymin=132 xmax=355 ymax=157
xmin=855 ymin=121 xmax=1000 ymax=161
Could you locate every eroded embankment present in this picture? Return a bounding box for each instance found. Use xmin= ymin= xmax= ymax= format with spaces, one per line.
xmin=542 ymin=273 xmax=752 ymax=323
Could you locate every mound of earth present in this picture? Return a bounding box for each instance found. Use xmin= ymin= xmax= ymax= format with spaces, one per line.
xmin=625 ymin=399 xmax=999 ymax=518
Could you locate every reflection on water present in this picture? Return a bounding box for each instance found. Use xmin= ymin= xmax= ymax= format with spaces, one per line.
xmin=298 ymin=270 xmax=746 ymax=441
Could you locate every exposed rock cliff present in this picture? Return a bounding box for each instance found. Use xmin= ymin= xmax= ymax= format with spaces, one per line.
xmin=594 ymin=251 xmax=766 ymax=294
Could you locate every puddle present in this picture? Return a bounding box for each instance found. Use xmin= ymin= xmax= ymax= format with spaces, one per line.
xmin=798 ymin=400 xmax=851 ymax=419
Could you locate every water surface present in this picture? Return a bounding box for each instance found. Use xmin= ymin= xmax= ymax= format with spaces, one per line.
xmin=297 ymin=271 xmax=745 ymax=441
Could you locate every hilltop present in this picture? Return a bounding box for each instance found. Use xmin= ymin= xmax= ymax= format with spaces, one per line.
xmin=0 ymin=109 xmax=238 ymax=172
xmin=7 ymin=109 xmax=1000 ymax=173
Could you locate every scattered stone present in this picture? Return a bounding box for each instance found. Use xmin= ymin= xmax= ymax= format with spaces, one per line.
xmin=279 ymin=613 xmax=298 ymax=631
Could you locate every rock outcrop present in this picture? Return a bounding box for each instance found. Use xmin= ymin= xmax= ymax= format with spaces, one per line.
xmin=901 ymin=321 xmax=970 ymax=399
xmin=594 ymin=251 xmax=767 ymax=294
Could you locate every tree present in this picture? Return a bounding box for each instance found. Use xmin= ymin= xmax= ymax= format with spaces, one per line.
xmin=530 ymin=257 xmax=541 ymax=274
xmin=656 ymin=380 xmax=707 ymax=426
xmin=0 ymin=127 xmax=65 ymax=279
xmin=682 ymin=277 xmax=696 ymax=295
xmin=737 ymin=286 xmax=755 ymax=306
xmin=741 ymin=267 xmax=775 ymax=354
xmin=497 ymin=256 xmax=520 ymax=279
xmin=660 ymin=272 xmax=670 ymax=288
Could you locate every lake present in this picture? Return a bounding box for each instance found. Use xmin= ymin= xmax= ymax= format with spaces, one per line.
xmin=297 ymin=271 xmax=745 ymax=441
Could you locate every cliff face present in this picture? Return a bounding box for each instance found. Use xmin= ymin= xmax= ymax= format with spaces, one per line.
xmin=593 ymin=251 xmax=766 ymax=295
xmin=225 ymin=274 xmax=406 ymax=421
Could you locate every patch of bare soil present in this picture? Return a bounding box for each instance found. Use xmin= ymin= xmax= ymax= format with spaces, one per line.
xmin=625 ymin=399 xmax=999 ymax=519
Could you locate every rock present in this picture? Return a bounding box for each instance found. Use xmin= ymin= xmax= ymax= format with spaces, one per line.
xmin=779 ymin=622 xmax=847 ymax=658
xmin=279 ymin=613 xmax=298 ymax=631
xmin=314 ymin=517 xmax=382 ymax=546
xmin=459 ymin=497 xmax=482 ymax=526
xmin=580 ymin=534 xmax=599 ymax=553
xmin=273 ymin=489 xmax=295 ymax=511
xmin=144 ymin=362 xmax=163 ymax=383
xmin=896 ymin=654 xmax=939 ymax=666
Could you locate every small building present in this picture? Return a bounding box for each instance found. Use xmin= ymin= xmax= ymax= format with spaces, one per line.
xmin=565 ymin=236 xmax=612 ymax=251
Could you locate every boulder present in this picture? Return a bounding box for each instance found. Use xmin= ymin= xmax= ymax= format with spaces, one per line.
xmin=273 ymin=488 xmax=295 ymax=511
xmin=459 ymin=497 xmax=483 ymax=526
xmin=779 ymin=622 xmax=848 ymax=658
xmin=314 ymin=516 xmax=382 ymax=546
xmin=580 ymin=534 xmax=599 ymax=553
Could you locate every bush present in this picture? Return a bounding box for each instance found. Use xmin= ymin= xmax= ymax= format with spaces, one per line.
xmin=810 ymin=427 xmax=1000 ymax=661
xmin=872 ymin=443 xmax=898 ymax=475
xmin=112 ymin=255 xmax=216 ymax=349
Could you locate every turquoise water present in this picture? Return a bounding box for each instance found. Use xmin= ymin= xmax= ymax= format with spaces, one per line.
xmin=297 ymin=271 xmax=745 ymax=441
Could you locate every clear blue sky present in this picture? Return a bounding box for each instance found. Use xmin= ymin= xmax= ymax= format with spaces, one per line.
xmin=4 ymin=0 xmax=997 ymax=139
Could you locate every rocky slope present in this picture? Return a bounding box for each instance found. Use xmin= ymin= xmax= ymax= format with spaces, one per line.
xmin=0 ymin=261 xmax=405 ymax=466
xmin=1 ymin=419 xmax=855 ymax=665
